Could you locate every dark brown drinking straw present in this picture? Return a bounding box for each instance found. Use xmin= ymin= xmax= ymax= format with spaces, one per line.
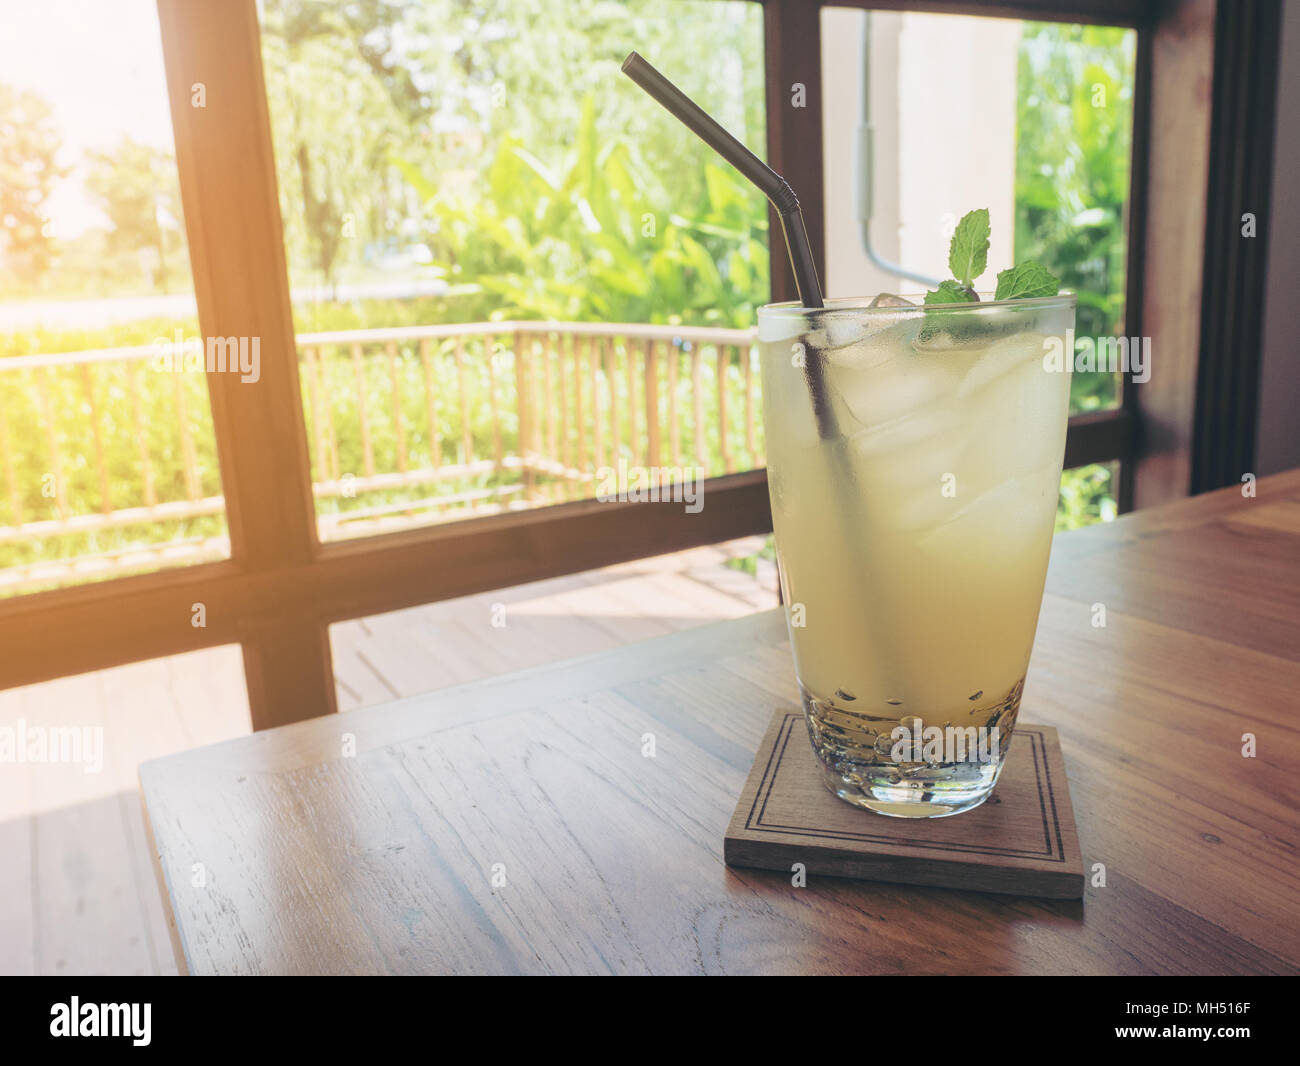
xmin=621 ymin=51 xmax=835 ymax=436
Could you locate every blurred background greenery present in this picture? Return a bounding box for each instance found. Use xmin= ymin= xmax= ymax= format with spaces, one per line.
xmin=0 ymin=1 xmax=1134 ymax=579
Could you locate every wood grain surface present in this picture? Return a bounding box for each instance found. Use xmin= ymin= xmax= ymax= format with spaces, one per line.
xmin=140 ymin=470 xmax=1300 ymax=975
xmin=724 ymin=716 xmax=1084 ymax=899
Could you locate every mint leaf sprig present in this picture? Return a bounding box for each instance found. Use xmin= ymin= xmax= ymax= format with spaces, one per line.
xmin=992 ymin=261 xmax=1059 ymax=300
xmin=924 ymin=208 xmax=1060 ymax=305
xmin=926 ymin=279 xmax=977 ymax=305
xmin=948 ymin=207 xmax=989 ymax=291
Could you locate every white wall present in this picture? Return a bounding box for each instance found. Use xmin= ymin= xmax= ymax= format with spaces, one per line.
xmin=896 ymin=15 xmax=1019 ymax=293
xmin=821 ymin=7 xmax=901 ymax=299
xmin=821 ymin=8 xmax=1020 ymax=301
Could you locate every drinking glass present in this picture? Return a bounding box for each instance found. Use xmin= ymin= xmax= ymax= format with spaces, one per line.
xmin=757 ymin=294 xmax=1075 ymax=817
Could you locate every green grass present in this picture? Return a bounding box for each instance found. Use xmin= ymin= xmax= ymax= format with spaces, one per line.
xmin=0 ymin=310 xmax=766 ymax=588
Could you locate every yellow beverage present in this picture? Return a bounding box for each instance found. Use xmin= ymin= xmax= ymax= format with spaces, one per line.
xmin=758 ymin=294 xmax=1074 ymax=816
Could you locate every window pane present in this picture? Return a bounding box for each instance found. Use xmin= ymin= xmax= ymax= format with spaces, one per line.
xmin=0 ymin=0 xmax=229 ymax=596
xmin=256 ymin=0 xmax=767 ymax=542
xmin=820 ymin=9 xmax=1136 ymax=416
xmin=1016 ymin=23 xmax=1135 ymax=414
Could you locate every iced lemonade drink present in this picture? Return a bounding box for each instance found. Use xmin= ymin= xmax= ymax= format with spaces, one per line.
xmin=613 ymin=57 xmax=1069 ymax=819
xmin=757 ymin=293 xmax=1075 ymax=817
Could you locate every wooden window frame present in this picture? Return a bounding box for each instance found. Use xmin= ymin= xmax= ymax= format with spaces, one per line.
xmin=0 ymin=0 xmax=1278 ymax=729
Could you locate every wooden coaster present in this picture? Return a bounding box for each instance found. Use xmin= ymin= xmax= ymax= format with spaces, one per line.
xmin=725 ymin=709 xmax=1084 ymax=899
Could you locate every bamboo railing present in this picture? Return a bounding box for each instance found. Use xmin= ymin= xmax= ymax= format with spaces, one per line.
xmin=0 ymin=321 xmax=763 ymax=591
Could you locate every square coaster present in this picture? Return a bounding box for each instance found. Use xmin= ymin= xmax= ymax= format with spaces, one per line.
xmin=724 ymin=709 xmax=1084 ymax=899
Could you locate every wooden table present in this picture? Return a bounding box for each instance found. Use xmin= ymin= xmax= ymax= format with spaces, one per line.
xmin=140 ymin=471 xmax=1300 ymax=975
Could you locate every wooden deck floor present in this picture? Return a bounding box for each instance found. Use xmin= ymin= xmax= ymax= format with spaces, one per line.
xmin=0 ymin=537 xmax=776 ymax=975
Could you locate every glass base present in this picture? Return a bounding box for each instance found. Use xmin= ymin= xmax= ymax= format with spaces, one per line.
xmin=799 ymin=680 xmax=1019 ymax=818
xmin=815 ymin=763 xmax=998 ymax=818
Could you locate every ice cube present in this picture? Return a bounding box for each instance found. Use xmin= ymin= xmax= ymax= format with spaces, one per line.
xmin=914 ymin=466 xmax=1059 ymax=560
xmin=957 ymin=332 xmax=1050 ymax=397
xmin=825 ymin=317 xmax=871 ymax=348
xmin=913 ymin=328 xmax=958 ymax=352
xmin=850 ymin=401 xmax=960 ymax=457
xmin=825 ymin=332 xmax=904 ymax=371
xmin=867 ymin=460 xmax=971 ymax=533
xmin=798 ymin=328 xmax=829 ymax=351
xmin=825 ymin=309 xmax=926 ymax=369
xmin=912 ymin=329 xmax=994 ymax=384
xmin=959 ymin=342 xmax=1070 ymax=478
xmin=848 ymin=400 xmax=973 ymax=531
xmin=795 ymin=321 xmax=882 ymax=367
xmin=833 ymin=349 xmax=960 ymax=428
xmin=816 ymin=299 xmax=918 ymax=353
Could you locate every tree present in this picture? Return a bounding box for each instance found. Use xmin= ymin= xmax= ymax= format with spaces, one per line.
xmin=261 ymin=0 xmax=415 ymax=295
xmin=0 ymin=83 xmax=64 ymax=286
xmin=257 ymin=0 xmax=766 ymax=302
xmin=83 ymin=136 xmax=183 ymax=290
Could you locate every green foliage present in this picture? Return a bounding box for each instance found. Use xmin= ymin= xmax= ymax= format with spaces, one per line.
xmin=0 ymin=348 xmax=225 ymax=575
xmin=398 ymin=94 xmax=768 ymax=328
xmin=1015 ymin=22 xmax=1135 ymax=414
xmin=257 ymin=0 xmax=768 ymax=316
xmin=1056 ymin=463 xmax=1118 ymax=531
xmin=0 ymin=82 xmax=64 ymax=288
xmin=261 ymin=0 xmax=415 ymax=293
xmin=0 ymin=315 xmax=198 ymax=360
xmin=724 ymin=534 xmax=776 ymax=577
xmin=83 ymin=136 xmax=186 ymax=291
xmin=1016 ymin=22 xmax=1136 ymax=529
